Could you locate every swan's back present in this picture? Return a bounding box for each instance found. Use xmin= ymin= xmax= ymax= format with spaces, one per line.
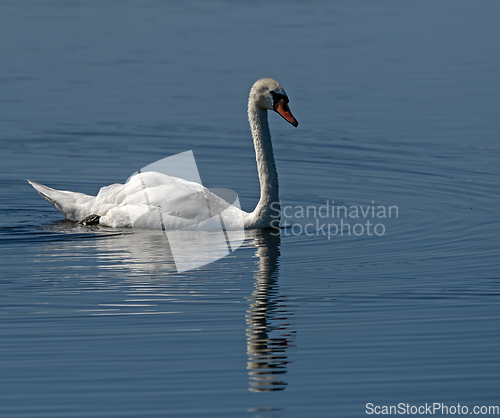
xmin=29 ymin=172 xmax=246 ymax=229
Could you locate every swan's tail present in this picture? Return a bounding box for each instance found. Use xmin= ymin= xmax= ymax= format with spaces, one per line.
xmin=27 ymin=180 xmax=98 ymax=222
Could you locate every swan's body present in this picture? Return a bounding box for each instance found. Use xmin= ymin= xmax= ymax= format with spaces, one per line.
xmin=28 ymin=78 xmax=298 ymax=230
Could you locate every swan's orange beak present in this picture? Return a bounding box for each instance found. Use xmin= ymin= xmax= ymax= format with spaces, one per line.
xmin=274 ymin=98 xmax=299 ymax=127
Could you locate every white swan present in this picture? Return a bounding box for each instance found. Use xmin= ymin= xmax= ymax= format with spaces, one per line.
xmin=28 ymin=78 xmax=298 ymax=229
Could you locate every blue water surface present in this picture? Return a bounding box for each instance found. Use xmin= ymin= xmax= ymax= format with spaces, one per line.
xmin=1 ymin=1 xmax=499 ymax=417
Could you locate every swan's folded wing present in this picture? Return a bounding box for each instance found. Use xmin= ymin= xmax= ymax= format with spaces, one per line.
xmin=95 ymin=172 xmax=243 ymax=230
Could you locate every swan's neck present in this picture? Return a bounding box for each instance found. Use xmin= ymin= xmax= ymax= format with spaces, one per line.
xmin=248 ymin=101 xmax=280 ymax=228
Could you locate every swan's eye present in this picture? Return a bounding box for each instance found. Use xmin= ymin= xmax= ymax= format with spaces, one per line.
xmin=271 ymin=91 xmax=289 ymax=106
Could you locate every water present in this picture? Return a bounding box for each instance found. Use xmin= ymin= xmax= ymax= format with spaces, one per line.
xmin=1 ymin=1 xmax=499 ymax=417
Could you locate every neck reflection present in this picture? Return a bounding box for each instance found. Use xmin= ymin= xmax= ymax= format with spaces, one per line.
xmin=246 ymin=229 xmax=295 ymax=392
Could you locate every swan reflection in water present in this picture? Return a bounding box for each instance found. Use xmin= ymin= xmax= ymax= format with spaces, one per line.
xmin=246 ymin=229 xmax=295 ymax=392
xmin=46 ymin=223 xmax=295 ymax=392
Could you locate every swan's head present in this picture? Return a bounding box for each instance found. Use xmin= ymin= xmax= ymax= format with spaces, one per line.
xmin=250 ymin=78 xmax=298 ymax=127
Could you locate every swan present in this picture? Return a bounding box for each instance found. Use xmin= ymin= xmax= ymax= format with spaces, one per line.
xmin=28 ymin=78 xmax=298 ymax=230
